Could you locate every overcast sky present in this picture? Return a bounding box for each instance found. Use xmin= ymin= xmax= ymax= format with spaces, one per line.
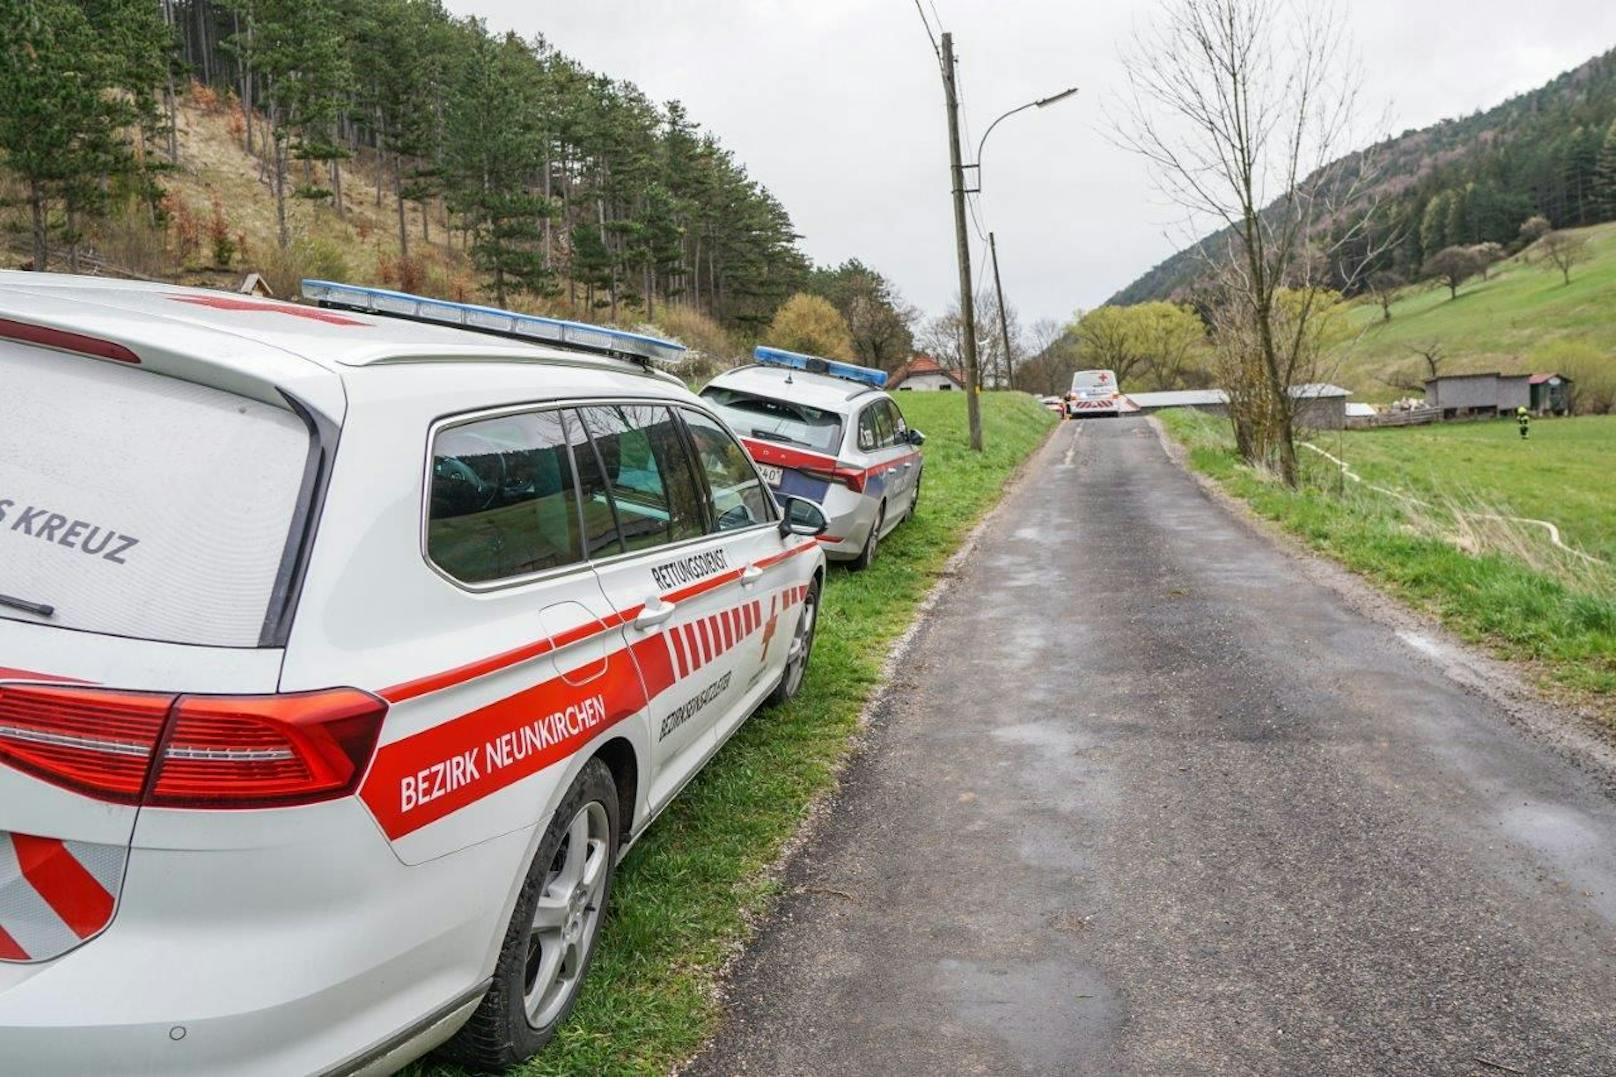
xmin=448 ymin=0 xmax=1616 ymax=329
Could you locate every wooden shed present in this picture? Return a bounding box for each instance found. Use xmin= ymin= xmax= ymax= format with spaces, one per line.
xmin=1529 ymin=373 xmax=1572 ymax=416
xmin=1423 ymin=373 xmax=1529 ymax=419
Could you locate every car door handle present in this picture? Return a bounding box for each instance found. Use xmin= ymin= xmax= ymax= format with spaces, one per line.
xmin=902 ymin=461 xmax=914 ymax=469
xmin=634 ymin=599 xmax=677 ymax=630
xmin=740 ymin=564 xmax=763 ymax=587
xmin=885 ymin=466 xmax=899 ymax=475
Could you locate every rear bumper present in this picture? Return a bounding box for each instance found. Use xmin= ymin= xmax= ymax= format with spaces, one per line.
xmin=816 ymin=492 xmax=881 ymax=560
xmin=0 ymin=799 xmax=532 ymax=1075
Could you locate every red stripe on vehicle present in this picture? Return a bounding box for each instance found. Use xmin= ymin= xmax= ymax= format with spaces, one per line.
xmin=739 ymin=438 xmax=839 ymax=472
xmin=168 ymin=294 xmax=371 ymax=326
xmin=630 ymin=634 xmax=678 ymax=699
xmin=856 ymin=451 xmax=922 ymax=482
xmin=682 ymin=624 xmax=701 ymax=669
xmin=721 ymin=611 xmax=734 ymax=650
xmin=10 ymin=835 xmax=114 ymax=940
xmin=0 ymin=923 xmax=27 ymax=961
xmin=815 ymin=535 xmax=843 ymax=544
xmin=755 ymin=540 xmax=819 ymax=571
xmin=0 ymin=667 xmax=86 ymax=684
xmin=362 ymin=650 xmax=648 ymax=839
xmin=663 ymin=566 xmax=746 ymax=605
xmin=381 ymin=608 xmax=639 ymax=703
xmin=669 ymin=626 xmax=690 ymax=678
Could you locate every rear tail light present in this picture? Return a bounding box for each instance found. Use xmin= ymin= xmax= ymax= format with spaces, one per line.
xmin=150 ymin=689 xmax=386 ymax=807
xmin=0 ymin=683 xmax=386 ymax=808
xmin=800 ymin=464 xmax=867 ymax=493
xmin=0 ymin=685 xmax=171 ymax=803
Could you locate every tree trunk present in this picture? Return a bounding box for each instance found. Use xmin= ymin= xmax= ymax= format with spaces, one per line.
xmin=29 ymin=180 xmax=48 ymax=271
xmin=395 ymin=155 xmax=409 ymax=258
xmin=272 ymin=117 xmax=290 ymax=250
xmin=66 ymin=200 xmax=80 ymax=274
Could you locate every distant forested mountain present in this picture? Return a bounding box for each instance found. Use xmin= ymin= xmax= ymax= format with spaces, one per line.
xmin=1108 ymin=46 xmax=1616 ymax=305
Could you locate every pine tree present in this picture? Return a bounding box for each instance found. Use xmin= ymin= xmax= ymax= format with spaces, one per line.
xmin=443 ymin=30 xmax=552 ymax=306
xmin=0 ymin=0 xmax=166 ymax=269
xmin=1594 ymin=118 xmax=1616 ymax=221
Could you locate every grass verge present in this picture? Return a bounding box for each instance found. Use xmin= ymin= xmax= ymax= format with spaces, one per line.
xmin=1157 ymin=409 xmax=1616 ymax=714
xmin=416 ymin=392 xmax=1056 ymax=1076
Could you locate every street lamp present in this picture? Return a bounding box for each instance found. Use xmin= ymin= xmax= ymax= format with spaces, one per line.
xmin=967 ymin=87 xmax=1078 ymax=391
xmin=973 ymin=87 xmax=1079 ymax=183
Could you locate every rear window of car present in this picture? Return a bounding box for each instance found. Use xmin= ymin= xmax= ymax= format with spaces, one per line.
xmin=1072 ymin=370 xmax=1115 ymax=391
xmin=700 ymin=386 xmax=843 ymax=455
xmin=0 ymin=343 xmax=312 ymax=647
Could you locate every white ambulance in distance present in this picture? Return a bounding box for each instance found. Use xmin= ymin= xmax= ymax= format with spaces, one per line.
xmin=700 ymin=348 xmax=925 ymax=571
xmin=0 ymin=274 xmax=827 ymax=1074
xmin=1066 ymin=368 xmax=1122 ymax=417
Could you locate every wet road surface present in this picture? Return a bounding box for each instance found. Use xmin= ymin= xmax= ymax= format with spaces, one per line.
xmin=690 ymin=417 xmax=1616 ymax=1076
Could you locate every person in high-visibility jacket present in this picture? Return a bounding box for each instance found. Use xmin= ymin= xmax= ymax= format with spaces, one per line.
xmin=1517 ymin=405 xmax=1531 ymax=440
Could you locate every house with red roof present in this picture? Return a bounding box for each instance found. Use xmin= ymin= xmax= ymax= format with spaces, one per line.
xmin=888 ymin=354 xmax=965 ymax=391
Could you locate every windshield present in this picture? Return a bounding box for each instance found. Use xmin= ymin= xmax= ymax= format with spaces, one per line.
xmin=700 ymin=386 xmax=844 ymax=455
xmin=1 ymin=343 xmax=312 ymax=647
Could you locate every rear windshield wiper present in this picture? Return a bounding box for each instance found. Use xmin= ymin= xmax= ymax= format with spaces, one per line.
xmin=748 ymin=429 xmax=807 ymax=446
xmin=0 ymin=593 xmax=55 ymax=617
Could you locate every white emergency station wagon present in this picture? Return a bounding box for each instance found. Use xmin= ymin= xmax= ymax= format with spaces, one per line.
xmin=0 ymin=274 xmax=828 ymax=1074
xmin=701 ymin=347 xmax=925 ymax=571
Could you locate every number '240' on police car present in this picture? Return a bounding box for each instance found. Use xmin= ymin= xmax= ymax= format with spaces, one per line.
xmin=0 ymin=274 xmax=829 ymax=1074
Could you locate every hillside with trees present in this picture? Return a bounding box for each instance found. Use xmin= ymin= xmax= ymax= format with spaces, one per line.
xmin=1 ymin=0 xmax=924 ymax=362
xmin=1109 ymin=45 xmax=1616 ymax=306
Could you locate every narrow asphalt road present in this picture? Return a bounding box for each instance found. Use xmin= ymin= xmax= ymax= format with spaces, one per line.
xmin=691 ymin=417 xmax=1616 ymax=1076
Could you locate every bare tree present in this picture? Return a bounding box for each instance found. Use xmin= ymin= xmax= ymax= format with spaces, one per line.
xmin=1518 ymin=215 xmax=1551 ymax=249
xmin=1113 ymin=0 xmax=1388 ymax=486
xmin=1016 ymin=318 xmax=1081 ymax=396
xmin=1469 ymin=241 xmax=1505 ymax=280
xmin=1424 ymin=245 xmax=1484 ymax=299
xmin=1366 ymin=270 xmax=1403 ymax=321
xmin=1408 ymin=340 xmax=1445 ymax=380
xmin=1539 ymin=231 xmax=1589 ymax=286
xmin=919 ymin=290 xmax=1014 ymax=389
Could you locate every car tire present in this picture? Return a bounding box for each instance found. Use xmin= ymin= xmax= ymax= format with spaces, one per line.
xmin=767 ymin=575 xmax=820 ymax=706
xmin=436 ymin=758 xmax=620 ymax=1072
xmin=906 ymin=471 xmax=921 ymax=521
xmin=851 ymin=502 xmax=884 ymax=572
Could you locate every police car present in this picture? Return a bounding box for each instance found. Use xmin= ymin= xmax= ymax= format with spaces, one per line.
xmin=700 ymin=348 xmax=924 ymax=571
xmin=1067 ymin=368 xmax=1121 ymax=417
xmin=0 ymin=273 xmax=828 ymax=1074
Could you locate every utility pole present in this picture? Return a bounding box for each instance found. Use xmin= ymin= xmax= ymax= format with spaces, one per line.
xmin=940 ymin=32 xmax=984 ymax=451
xmin=989 ymin=231 xmax=1014 ymax=390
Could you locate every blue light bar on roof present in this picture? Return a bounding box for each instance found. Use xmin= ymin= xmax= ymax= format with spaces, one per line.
xmin=753 ymin=346 xmax=887 ymax=388
xmin=298 ymin=279 xmax=687 ymax=365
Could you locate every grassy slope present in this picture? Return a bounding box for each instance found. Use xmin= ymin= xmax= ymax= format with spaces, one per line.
xmin=416 ymin=392 xmax=1056 ymax=1077
xmin=1158 ymin=409 xmax=1616 ymax=711
xmin=1333 ymin=222 xmax=1616 ymax=402
xmin=1338 ymin=416 xmax=1616 ymax=562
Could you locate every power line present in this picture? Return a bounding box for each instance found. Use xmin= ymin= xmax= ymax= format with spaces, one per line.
xmin=912 ymin=0 xmax=939 ymax=57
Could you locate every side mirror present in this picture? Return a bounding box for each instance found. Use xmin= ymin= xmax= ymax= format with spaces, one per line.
xmin=778 ymin=495 xmax=829 ymax=539
xmin=907 ymin=428 xmax=926 ymax=446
